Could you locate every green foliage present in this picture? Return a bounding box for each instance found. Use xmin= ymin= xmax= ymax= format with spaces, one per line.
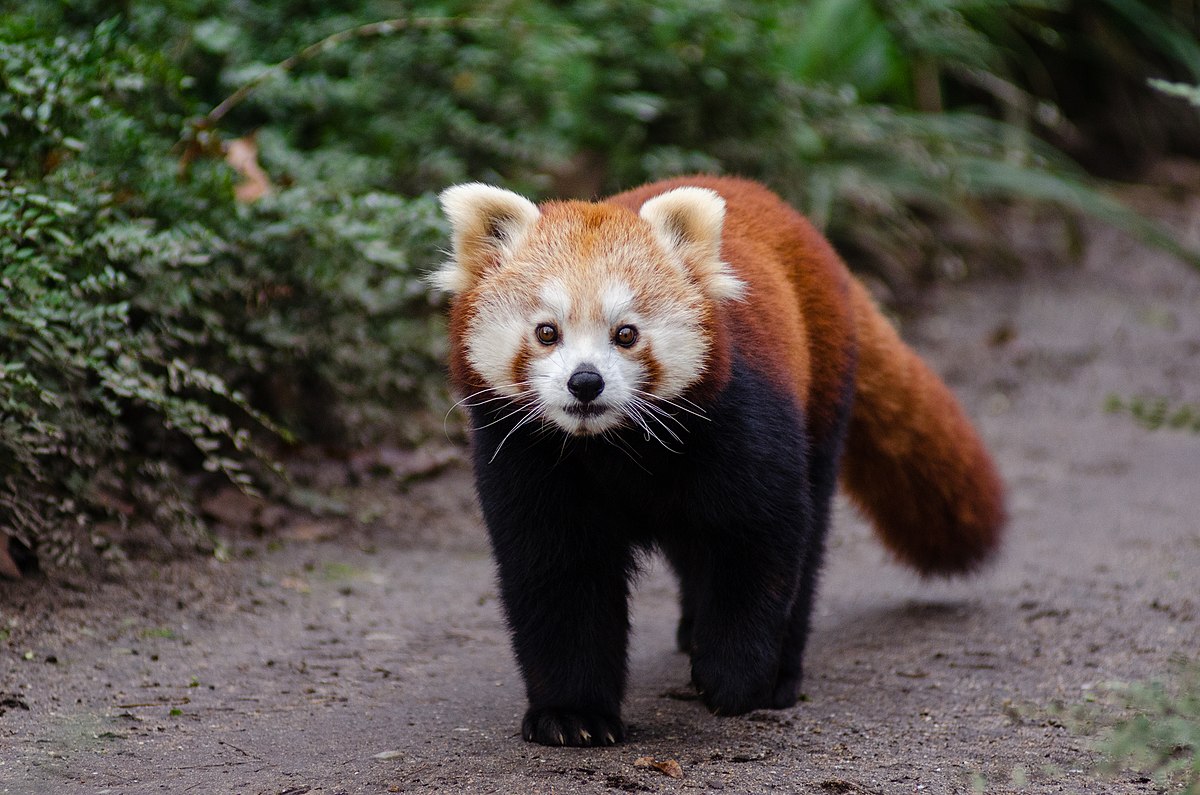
xmin=1098 ymin=666 xmax=1200 ymax=793
xmin=220 ymin=186 xmax=449 ymax=438
xmin=1105 ymin=394 xmax=1200 ymax=433
xmin=0 ymin=13 xmax=449 ymax=567
xmin=963 ymin=1 xmax=1200 ymax=174
xmin=162 ymin=0 xmax=1200 ymax=276
xmin=1 ymin=0 xmax=1198 ymax=570
xmin=1152 ymin=79 xmax=1200 ymax=109
xmin=1 ymin=177 xmax=211 ymax=563
xmin=0 ymin=24 xmax=226 ymax=563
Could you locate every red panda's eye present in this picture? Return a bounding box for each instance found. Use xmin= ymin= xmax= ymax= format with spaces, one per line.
xmin=535 ymin=323 xmax=559 ymax=345
xmin=614 ymin=325 xmax=638 ymax=348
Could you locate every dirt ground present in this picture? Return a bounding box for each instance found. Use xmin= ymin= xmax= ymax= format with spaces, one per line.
xmin=3 ymin=208 xmax=1200 ymax=795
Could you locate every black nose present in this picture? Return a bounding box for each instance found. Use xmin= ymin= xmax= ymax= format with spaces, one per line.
xmin=567 ymin=367 xmax=605 ymax=403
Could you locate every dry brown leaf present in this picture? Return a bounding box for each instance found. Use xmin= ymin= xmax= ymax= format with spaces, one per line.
xmin=0 ymin=536 xmax=21 ymax=580
xmin=633 ymin=756 xmax=683 ymax=779
xmin=225 ymin=134 xmax=272 ymax=203
xmin=198 ymin=485 xmax=262 ymax=528
xmin=281 ymin=521 xmax=340 ymax=543
xmin=654 ymin=759 xmax=684 ymax=779
xmin=279 ymin=576 xmax=311 ymax=594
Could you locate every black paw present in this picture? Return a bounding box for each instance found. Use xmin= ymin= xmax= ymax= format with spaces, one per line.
xmin=521 ymin=707 xmax=625 ymax=747
xmin=770 ymin=667 xmax=803 ymax=709
xmin=691 ymin=657 xmax=772 ymax=716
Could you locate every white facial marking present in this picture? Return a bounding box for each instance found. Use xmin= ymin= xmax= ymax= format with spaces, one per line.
xmin=450 ymin=194 xmax=741 ymax=440
xmin=529 ymin=314 xmax=629 ymax=435
xmin=539 ymin=280 xmax=572 ymax=323
xmin=640 ymin=309 xmax=707 ymax=398
xmin=601 ymin=282 xmax=635 ymax=327
xmin=466 ymin=292 xmax=531 ymax=397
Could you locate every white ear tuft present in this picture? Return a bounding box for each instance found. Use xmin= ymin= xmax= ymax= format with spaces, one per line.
xmin=639 ymin=187 xmax=745 ymax=302
xmin=429 ymin=183 xmax=540 ymax=294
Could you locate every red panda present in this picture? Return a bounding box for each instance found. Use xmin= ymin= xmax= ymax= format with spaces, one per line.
xmin=433 ymin=175 xmax=1005 ymax=747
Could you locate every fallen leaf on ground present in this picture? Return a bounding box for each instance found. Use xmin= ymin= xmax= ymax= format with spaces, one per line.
xmin=633 ymin=756 xmax=684 ymax=779
xmin=199 ymin=486 xmax=261 ymax=528
xmin=279 ymin=576 xmax=311 ymax=594
xmin=373 ymin=749 xmax=404 ymax=760
xmin=660 ymin=685 xmax=700 ymax=701
xmin=0 ymin=538 xmax=20 ymax=580
xmin=281 ymin=521 xmax=340 ymax=543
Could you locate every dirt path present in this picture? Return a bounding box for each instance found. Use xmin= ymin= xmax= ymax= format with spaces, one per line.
xmin=3 ymin=216 xmax=1199 ymax=794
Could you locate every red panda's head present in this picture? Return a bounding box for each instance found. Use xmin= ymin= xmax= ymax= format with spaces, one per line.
xmin=433 ymin=184 xmax=744 ymax=437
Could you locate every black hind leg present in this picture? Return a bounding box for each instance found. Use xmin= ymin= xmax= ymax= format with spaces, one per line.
xmin=771 ymin=545 xmax=826 ymax=708
xmin=772 ymin=409 xmax=851 ymax=708
xmin=662 ymin=542 xmax=700 ymax=653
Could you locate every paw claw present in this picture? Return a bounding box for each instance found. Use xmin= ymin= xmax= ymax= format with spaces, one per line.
xmin=522 ymin=707 xmax=625 ymax=747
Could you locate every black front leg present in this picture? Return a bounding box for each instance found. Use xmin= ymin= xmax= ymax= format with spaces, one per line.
xmin=475 ymin=449 xmax=634 ymax=746
xmin=499 ymin=547 xmax=632 ymax=746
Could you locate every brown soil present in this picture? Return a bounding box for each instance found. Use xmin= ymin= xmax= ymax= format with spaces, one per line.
xmin=3 ymin=213 xmax=1199 ymax=794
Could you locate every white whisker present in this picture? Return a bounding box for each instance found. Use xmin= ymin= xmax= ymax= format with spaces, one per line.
xmin=444 ymin=383 xmax=534 ymax=438
xmin=472 ymin=399 xmax=540 ymax=432
xmin=631 ymin=396 xmax=689 ymax=433
xmin=460 ymin=390 xmax=533 ymax=409
xmin=556 ymin=428 xmax=572 ymax=464
xmin=489 ymin=399 xmax=547 ymax=463
xmin=621 ymin=402 xmax=681 ymax=454
xmin=630 ymin=397 xmax=683 ymax=444
xmin=631 ymin=388 xmax=710 ymax=422
xmin=449 ymin=382 xmax=532 ymax=411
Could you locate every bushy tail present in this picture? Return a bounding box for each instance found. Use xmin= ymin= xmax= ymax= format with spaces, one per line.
xmin=840 ymin=280 xmax=1006 ymax=575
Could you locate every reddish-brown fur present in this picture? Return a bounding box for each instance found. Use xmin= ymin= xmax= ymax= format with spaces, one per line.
xmin=447 ymin=199 xmax=716 ymax=399
xmin=446 ymin=176 xmax=1004 ymax=574
xmin=610 ymin=177 xmax=1005 ymax=574
xmin=839 ymin=279 xmax=1006 ymax=573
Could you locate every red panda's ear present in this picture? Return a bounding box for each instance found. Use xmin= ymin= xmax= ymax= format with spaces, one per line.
xmin=431 ymin=183 xmax=540 ymax=294
xmin=639 ymin=187 xmax=746 ymax=302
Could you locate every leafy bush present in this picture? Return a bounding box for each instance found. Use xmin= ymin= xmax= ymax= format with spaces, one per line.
xmin=0 ymin=14 xmax=448 ymax=569
xmin=176 ymin=0 xmax=1197 ymax=279
xmin=978 ymin=0 xmax=1200 ymax=175
xmin=2 ymin=0 xmax=1198 ymax=572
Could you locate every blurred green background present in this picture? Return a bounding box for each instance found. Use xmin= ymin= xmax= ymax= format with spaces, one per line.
xmin=2 ymin=0 xmax=1198 ymax=568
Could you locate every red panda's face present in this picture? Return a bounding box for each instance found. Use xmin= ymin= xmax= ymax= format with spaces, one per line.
xmin=434 ymin=185 xmax=744 ymax=437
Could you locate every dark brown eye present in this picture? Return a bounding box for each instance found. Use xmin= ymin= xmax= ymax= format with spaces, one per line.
xmin=613 ymin=325 xmax=638 ymax=348
xmin=535 ymin=323 xmax=559 ymax=345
